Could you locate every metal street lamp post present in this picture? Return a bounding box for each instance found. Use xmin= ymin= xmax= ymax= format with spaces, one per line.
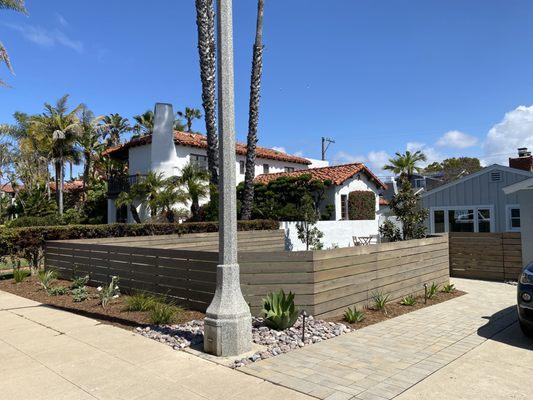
xmin=203 ymin=0 xmax=252 ymax=356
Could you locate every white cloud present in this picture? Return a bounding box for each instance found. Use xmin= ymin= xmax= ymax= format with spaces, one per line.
xmin=55 ymin=13 xmax=69 ymax=28
xmin=272 ymin=146 xmax=287 ymax=153
xmin=437 ymin=130 xmax=478 ymax=149
xmin=406 ymin=142 xmax=442 ymax=167
xmin=483 ymin=105 xmax=533 ymax=165
xmin=332 ymin=150 xmax=391 ymax=175
xmin=4 ymin=23 xmax=83 ymax=53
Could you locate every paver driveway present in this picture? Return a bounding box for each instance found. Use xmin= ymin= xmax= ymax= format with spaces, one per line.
xmin=240 ymin=279 xmax=521 ymax=400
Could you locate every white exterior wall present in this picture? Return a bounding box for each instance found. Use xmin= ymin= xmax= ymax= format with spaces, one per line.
xmin=282 ymin=220 xmax=379 ymax=251
xmin=127 ymin=143 xmax=308 ymax=183
xmin=333 ymin=174 xmax=381 ymax=221
xmin=281 ymin=174 xmax=382 ymax=250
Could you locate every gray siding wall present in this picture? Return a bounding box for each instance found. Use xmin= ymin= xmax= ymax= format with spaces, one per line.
xmin=518 ymin=190 xmax=533 ymax=265
xmin=422 ymin=167 xmax=531 ymax=232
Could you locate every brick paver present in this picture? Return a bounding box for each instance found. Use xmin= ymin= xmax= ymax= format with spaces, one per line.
xmin=240 ymin=279 xmax=517 ymax=400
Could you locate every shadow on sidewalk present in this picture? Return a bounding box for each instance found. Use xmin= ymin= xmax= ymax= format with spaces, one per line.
xmin=477 ymin=305 xmax=533 ymax=350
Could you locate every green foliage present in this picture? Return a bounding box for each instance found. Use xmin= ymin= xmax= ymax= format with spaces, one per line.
xmin=371 ymin=291 xmax=390 ymax=311
xmin=424 ymin=157 xmax=482 ymax=184
xmin=261 ymin=289 xmax=299 ymax=330
xmin=427 ymin=282 xmax=439 ymax=299
xmin=296 ymin=194 xmax=324 ymax=250
xmin=400 ymin=295 xmax=417 ymax=306
xmin=98 ymin=276 xmax=120 ymax=309
xmin=38 ymin=270 xmax=58 ymax=292
xmin=6 ymin=186 xmax=58 ymax=220
xmin=379 ymin=220 xmax=402 ymax=242
xmin=0 ymin=220 xmax=279 ymax=271
xmin=6 ymin=215 xmax=60 ymax=228
xmin=48 ymin=286 xmax=68 ymax=296
xmin=149 ymin=303 xmax=182 ymax=325
xmin=442 ymin=283 xmax=456 ymax=293
xmin=387 ymin=179 xmax=428 ymax=241
xmin=72 ymin=286 xmax=88 ymax=302
xmin=71 ymin=274 xmax=89 ymax=290
xmin=12 ymin=268 xmax=29 ymax=283
xmin=125 ymin=293 xmax=158 ymax=312
xmin=343 ymin=307 xmax=365 ymax=323
xmin=383 ymin=150 xmax=427 ymax=179
xmin=237 ymin=174 xmax=333 ymax=221
xmin=348 ymin=191 xmax=376 ymax=220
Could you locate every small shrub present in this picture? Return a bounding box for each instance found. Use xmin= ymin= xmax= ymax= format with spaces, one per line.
xmin=442 ymin=283 xmax=455 ymax=293
xmin=400 ymin=295 xmax=417 ymax=306
xmin=125 ymin=293 xmax=158 ymax=312
xmin=98 ymin=276 xmax=120 ymax=309
xmin=38 ymin=270 xmax=58 ymax=291
xmin=427 ymin=282 xmax=439 ymax=299
xmin=261 ymin=289 xmax=299 ymax=330
xmin=343 ymin=307 xmax=365 ymax=323
xmin=72 ymin=286 xmax=88 ymax=302
xmin=348 ymin=191 xmax=376 ymax=220
xmin=71 ymin=275 xmax=90 ymax=290
xmin=48 ymin=286 xmax=69 ymax=296
xmin=149 ymin=303 xmax=181 ymax=325
xmin=371 ymin=291 xmax=390 ymax=312
xmin=379 ymin=220 xmax=402 ymax=242
xmin=13 ymin=268 xmax=30 ymax=283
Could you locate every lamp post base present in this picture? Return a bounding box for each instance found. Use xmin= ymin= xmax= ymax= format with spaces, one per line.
xmin=203 ymin=264 xmax=252 ymax=357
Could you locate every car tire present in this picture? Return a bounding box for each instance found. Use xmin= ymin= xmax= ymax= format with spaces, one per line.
xmin=519 ymin=320 xmax=533 ymax=338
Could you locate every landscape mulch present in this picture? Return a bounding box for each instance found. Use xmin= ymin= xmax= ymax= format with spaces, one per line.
xmin=330 ymin=290 xmax=466 ymax=329
xmin=0 ymin=275 xmax=204 ymax=330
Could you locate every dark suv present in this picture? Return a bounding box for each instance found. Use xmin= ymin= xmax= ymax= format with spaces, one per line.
xmin=518 ymin=262 xmax=533 ymax=337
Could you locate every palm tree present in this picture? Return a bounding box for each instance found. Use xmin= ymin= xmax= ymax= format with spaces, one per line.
xmin=77 ymin=106 xmax=104 ymax=190
xmin=383 ymin=150 xmax=427 ymax=181
xmin=156 ymin=178 xmax=187 ymax=222
xmin=30 ymin=95 xmax=82 ymax=215
xmin=132 ymin=110 xmax=154 ymax=135
xmin=179 ymin=162 xmax=209 ymax=221
xmin=195 ymin=0 xmax=218 ymax=186
xmin=177 ymin=107 xmax=202 ymax=132
xmin=1 ymin=0 xmax=27 ymax=86
xmin=101 ymin=113 xmax=130 ymax=147
xmin=133 ymin=110 xmax=185 ymax=135
xmin=241 ymin=0 xmax=265 ymax=220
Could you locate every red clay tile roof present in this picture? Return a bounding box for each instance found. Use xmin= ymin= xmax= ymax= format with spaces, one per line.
xmin=0 ymin=183 xmax=15 ymax=193
xmin=379 ymin=197 xmax=389 ymax=206
xmin=49 ymin=180 xmax=84 ymax=191
xmin=103 ymin=131 xmax=311 ymax=165
xmin=253 ymin=163 xmax=387 ymax=189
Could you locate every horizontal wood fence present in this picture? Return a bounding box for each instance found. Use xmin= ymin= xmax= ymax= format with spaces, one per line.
xmin=449 ymin=232 xmax=522 ymax=281
xmin=45 ymin=234 xmax=449 ymax=318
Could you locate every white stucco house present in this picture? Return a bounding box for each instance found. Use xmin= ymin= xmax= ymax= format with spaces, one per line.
xmin=104 ymin=103 xmax=322 ymax=223
xmin=254 ymin=163 xmax=387 ymax=249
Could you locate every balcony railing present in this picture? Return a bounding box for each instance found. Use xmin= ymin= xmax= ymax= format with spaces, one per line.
xmin=108 ymin=174 xmax=147 ymax=196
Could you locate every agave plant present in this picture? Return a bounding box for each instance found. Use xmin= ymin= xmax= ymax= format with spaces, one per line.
xmin=261 ymin=289 xmax=299 ymax=330
xmin=343 ymin=306 xmax=364 ymax=324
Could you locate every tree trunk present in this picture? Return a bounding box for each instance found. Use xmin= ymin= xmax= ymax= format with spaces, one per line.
xmin=195 ymin=0 xmax=219 ymax=187
xmin=129 ymin=205 xmax=141 ymax=223
xmin=83 ymin=151 xmax=91 ymax=192
xmin=191 ymin=198 xmax=200 ymax=221
xmin=241 ymin=0 xmax=265 ymax=220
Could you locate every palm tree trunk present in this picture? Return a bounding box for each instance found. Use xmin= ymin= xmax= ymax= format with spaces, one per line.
xmin=55 ymin=160 xmax=64 ymax=215
xmin=241 ymin=0 xmax=265 ymax=220
xmin=129 ymin=205 xmax=141 ymax=223
xmin=83 ymin=151 xmax=90 ymax=191
xmin=195 ymin=0 xmax=219 ymax=186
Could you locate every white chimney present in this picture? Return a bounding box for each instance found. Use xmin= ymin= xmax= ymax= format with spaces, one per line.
xmin=151 ymin=103 xmax=179 ymax=177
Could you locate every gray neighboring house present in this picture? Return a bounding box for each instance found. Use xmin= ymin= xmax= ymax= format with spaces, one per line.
xmin=504 ymin=178 xmax=533 ymax=266
xmin=421 ymin=164 xmax=533 ymax=234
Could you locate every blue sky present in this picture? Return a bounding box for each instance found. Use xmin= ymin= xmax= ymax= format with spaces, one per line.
xmin=2 ymin=0 xmax=533 ymax=176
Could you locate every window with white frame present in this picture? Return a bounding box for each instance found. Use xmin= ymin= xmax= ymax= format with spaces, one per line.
xmin=430 ymin=206 xmax=494 ymax=233
xmin=190 ymin=154 xmax=208 ymax=170
xmin=239 ymin=160 xmax=245 ymax=175
xmin=507 ymin=205 xmax=521 ymax=232
xmin=340 ymin=194 xmax=349 ymax=220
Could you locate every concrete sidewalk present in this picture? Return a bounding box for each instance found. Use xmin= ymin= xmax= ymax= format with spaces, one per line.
xmin=0 ymin=290 xmax=310 ymax=400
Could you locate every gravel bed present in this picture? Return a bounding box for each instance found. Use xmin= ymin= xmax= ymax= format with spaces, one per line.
xmin=136 ymin=315 xmax=352 ymax=367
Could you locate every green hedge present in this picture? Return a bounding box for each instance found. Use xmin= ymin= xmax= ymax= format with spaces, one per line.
xmin=0 ymin=220 xmax=279 ymax=269
xmin=348 ymin=191 xmax=376 ymax=220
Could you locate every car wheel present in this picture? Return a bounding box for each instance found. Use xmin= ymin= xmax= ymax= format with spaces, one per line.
xmin=519 ymin=320 xmax=533 ymax=338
